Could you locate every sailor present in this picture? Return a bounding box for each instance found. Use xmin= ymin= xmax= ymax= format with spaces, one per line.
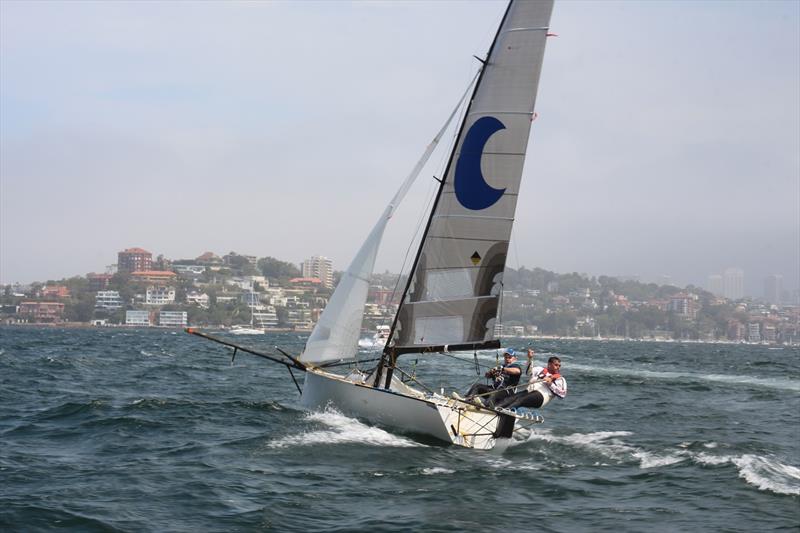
xmin=465 ymin=348 xmax=523 ymax=407
xmin=494 ymin=350 xmax=567 ymax=410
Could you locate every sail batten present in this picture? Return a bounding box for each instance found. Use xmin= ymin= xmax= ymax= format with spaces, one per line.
xmin=432 ymin=214 xmax=515 ymax=220
xmin=387 ymin=0 xmax=553 ymax=356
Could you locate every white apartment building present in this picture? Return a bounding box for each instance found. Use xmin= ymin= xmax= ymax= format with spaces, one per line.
xmin=747 ymin=322 xmax=761 ymax=343
xmin=146 ymin=286 xmax=176 ymax=306
xmin=253 ymin=307 xmax=279 ymax=328
xmin=247 ymin=275 xmax=268 ymax=289
xmin=286 ymin=308 xmax=313 ymax=329
xmin=159 ymin=311 xmax=187 ymax=327
xmin=95 ymin=290 xmax=124 ymax=310
xmin=173 ymin=264 xmax=207 ymax=277
xmin=723 ymin=268 xmax=744 ymax=300
xmin=285 ymin=295 xmax=309 ymax=308
xmin=228 ymin=276 xmax=268 ymax=292
xmin=302 ymin=255 xmax=333 ymax=289
xmin=186 ymin=292 xmax=210 ymax=308
xmin=126 ymin=310 xmax=151 ymax=326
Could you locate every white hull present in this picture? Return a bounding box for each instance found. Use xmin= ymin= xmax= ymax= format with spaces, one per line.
xmin=229 ymin=327 xmax=264 ymax=335
xmin=357 ymin=338 xmax=387 ymax=348
xmin=300 ymin=368 xmax=518 ymax=450
xmin=357 ymin=327 xmax=390 ymax=348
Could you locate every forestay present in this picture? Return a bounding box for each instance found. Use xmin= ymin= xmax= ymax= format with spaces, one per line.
xmin=388 ymin=0 xmax=554 ymax=355
xmin=300 ymin=79 xmax=476 ymax=365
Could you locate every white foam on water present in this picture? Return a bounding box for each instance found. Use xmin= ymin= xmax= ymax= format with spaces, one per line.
xmin=491 ymin=437 xmax=519 ymax=454
xmin=732 ymin=454 xmax=800 ymax=496
xmin=131 ymin=398 xmax=169 ymax=407
xmin=631 ymin=449 xmax=685 ymax=469
xmin=693 ymin=452 xmax=731 ymax=466
xmin=139 ymin=348 xmax=174 ymax=358
xmin=266 ymin=409 xmax=424 ymax=449
xmin=421 ymin=467 xmax=455 ymax=475
xmin=527 ymin=429 xmax=687 ymax=469
xmin=675 ymin=450 xmax=800 ymax=494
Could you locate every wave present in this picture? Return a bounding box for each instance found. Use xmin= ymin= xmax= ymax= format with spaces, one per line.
xmin=421 ymin=467 xmax=455 ymax=475
xmin=128 ymin=398 xmax=285 ymax=413
xmin=0 ymin=503 xmax=123 ymax=532
xmin=31 ymin=400 xmax=107 ymax=421
xmin=567 ymin=362 xmax=800 ymax=392
xmin=139 ymin=349 xmax=175 ymax=358
xmin=526 ymin=429 xmax=800 ymax=495
xmin=266 ymin=409 xmax=425 ymax=449
xmin=527 ymin=429 xmax=685 ymax=469
xmin=694 ymin=453 xmax=800 ymax=496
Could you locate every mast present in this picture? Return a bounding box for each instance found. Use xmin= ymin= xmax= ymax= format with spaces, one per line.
xmin=376 ymin=1 xmax=514 ymax=388
xmin=377 ymin=0 xmax=554 ymax=387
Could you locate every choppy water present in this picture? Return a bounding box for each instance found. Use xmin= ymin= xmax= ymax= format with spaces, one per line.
xmin=1 ymin=327 xmax=798 ymax=532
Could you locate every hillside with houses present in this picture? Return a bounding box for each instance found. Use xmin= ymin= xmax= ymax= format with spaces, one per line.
xmin=1 ymin=247 xmax=797 ymax=345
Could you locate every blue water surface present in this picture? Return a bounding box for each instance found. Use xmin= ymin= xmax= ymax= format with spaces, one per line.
xmin=1 ymin=327 xmax=798 ymax=532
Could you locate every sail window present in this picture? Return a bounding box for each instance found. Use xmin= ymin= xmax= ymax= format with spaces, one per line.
xmin=425 ymin=269 xmax=474 ymax=300
xmin=413 ymin=316 xmax=463 ymax=345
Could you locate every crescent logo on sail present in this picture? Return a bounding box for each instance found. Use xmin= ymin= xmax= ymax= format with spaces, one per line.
xmin=454 ymin=116 xmax=506 ymax=210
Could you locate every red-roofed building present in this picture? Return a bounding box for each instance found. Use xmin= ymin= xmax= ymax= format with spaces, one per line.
xmin=87 ymin=273 xmax=113 ymax=291
xmin=613 ymin=294 xmax=631 ymax=310
xmin=18 ymin=302 xmax=64 ymax=322
xmin=118 ymin=248 xmax=152 ymax=273
xmin=727 ymin=319 xmax=745 ymax=341
xmin=289 ymin=277 xmax=322 ymax=287
xmin=130 ymin=270 xmax=177 ymax=285
xmin=41 ymin=285 xmax=70 ymax=299
xmin=196 ymin=252 xmax=222 ymax=265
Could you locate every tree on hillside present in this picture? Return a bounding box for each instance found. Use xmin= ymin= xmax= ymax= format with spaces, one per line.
xmin=258 ymin=257 xmax=301 ymax=280
xmin=226 ymin=254 xmax=257 ymax=275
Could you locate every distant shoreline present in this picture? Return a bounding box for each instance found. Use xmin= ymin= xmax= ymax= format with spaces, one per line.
xmin=1 ymin=323 xmax=797 ymax=347
xmin=517 ymin=334 xmax=798 ymax=347
xmin=0 ymin=322 xmax=298 ymax=333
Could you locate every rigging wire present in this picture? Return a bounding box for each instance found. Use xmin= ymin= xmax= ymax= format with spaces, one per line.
xmin=380 ymin=71 xmax=481 ymax=349
xmin=389 ymin=72 xmax=475 ymax=303
xmin=436 ymin=349 xmax=497 ymax=373
xmin=384 ymin=69 xmax=480 ymax=328
xmin=355 ymin=74 xmax=479 ymax=365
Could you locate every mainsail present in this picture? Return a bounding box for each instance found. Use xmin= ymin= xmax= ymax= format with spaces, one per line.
xmin=387 ymin=0 xmax=553 ymax=355
xmin=192 ymin=0 xmax=557 ymax=450
xmin=300 ymin=79 xmax=476 ymax=364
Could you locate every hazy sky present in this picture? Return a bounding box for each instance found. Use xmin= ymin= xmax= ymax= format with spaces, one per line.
xmin=2 ymin=0 xmax=798 ymax=296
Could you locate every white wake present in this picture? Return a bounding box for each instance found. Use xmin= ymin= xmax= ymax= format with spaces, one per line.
xmin=267 ymin=409 xmax=425 ymax=449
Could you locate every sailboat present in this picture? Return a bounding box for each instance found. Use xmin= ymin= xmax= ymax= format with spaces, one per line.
xmin=229 ymin=285 xmax=265 ymax=335
xmin=190 ymin=0 xmax=554 ymax=450
xmin=357 ymin=325 xmax=390 ymax=348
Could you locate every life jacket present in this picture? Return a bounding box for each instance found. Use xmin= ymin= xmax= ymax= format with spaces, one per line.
xmin=534 ymin=367 xmax=561 ymax=381
xmin=529 ymin=367 xmax=566 ymax=401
